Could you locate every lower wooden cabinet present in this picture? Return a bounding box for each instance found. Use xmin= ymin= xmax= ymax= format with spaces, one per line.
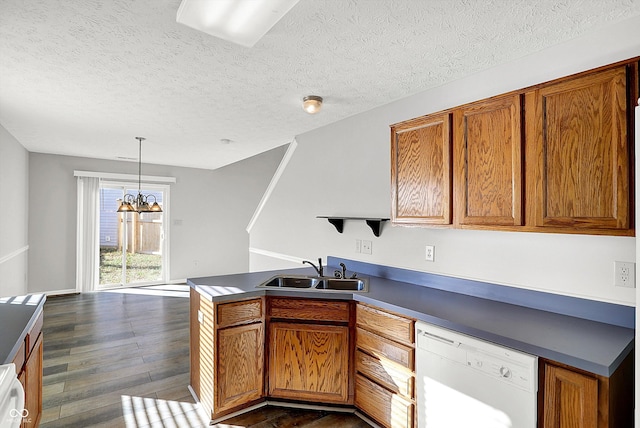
xmin=12 ymin=310 xmax=43 ymax=428
xmin=268 ymin=322 xmax=350 ymax=403
xmin=190 ymin=289 xmax=265 ymax=420
xmin=355 ymin=303 xmax=415 ymax=428
xmin=266 ymin=297 xmax=353 ymax=405
xmin=216 ymin=323 xmax=264 ymax=412
xmin=540 ymin=352 xmax=634 ymax=428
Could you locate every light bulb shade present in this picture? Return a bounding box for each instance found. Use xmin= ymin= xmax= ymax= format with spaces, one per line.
xmin=117 ymin=202 xmax=135 ymax=212
xmin=303 ymin=95 xmax=323 ymax=114
xmin=149 ymin=202 xmax=163 ymax=212
xmin=137 ymin=202 xmax=151 ymax=212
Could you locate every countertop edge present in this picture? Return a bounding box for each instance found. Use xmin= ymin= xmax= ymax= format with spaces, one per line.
xmin=1 ymin=294 xmax=47 ymax=365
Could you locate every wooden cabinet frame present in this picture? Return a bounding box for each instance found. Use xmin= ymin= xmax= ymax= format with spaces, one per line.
xmin=391 ymin=113 xmax=453 ymax=225
xmin=453 ymin=94 xmax=524 ymax=227
xmin=391 ymin=57 xmax=638 ymax=236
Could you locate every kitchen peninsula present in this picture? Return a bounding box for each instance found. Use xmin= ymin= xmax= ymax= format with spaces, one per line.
xmin=188 ymin=257 xmax=634 ymax=428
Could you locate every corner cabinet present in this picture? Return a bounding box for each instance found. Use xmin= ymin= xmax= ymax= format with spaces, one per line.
xmin=190 ymin=289 xmax=265 ymax=420
xmin=540 ymin=351 xmax=634 ymax=428
xmin=266 ymin=298 xmax=352 ymax=405
xmin=525 ymin=64 xmax=634 ymax=233
xmin=391 ymin=112 xmax=453 ymax=226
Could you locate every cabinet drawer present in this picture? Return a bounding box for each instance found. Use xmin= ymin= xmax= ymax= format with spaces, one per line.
xmin=357 ymin=303 xmax=413 ymax=345
xmin=357 ymin=327 xmax=414 ymax=369
xmin=268 ymin=298 xmax=350 ymax=322
xmin=356 ymin=350 xmax=414 ymax=398
xmin=216 ymin=298 xmax=263 ymax=328
xmin=355 ymin=374 xmax=414 ymax=428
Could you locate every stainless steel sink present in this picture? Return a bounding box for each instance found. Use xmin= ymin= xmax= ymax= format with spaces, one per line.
xmin=257 ymin=275 xmax=368 ymax=292
xmin=315 ymin=278 xmax=367 ymax=291
xmin=260 ymin=275 xmax=321 ymax=288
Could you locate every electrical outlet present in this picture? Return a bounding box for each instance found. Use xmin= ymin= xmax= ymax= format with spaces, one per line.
xmin=615 ymin=261 xmax=635 ymax=288
xmin=425 ymin=245 xmax=435 ymax=262
xmin=362 ymin=240 xmax=372 ymax=255
xmin=355 ymin=239 xmax=362 ymax=253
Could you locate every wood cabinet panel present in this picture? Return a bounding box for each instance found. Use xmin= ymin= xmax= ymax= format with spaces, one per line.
xmin=22 ymin=332 xmax=42 ymax=428
xmin=216 ymin=323 xmax=264 ymax=412
xmin=190 ymin=289 xmax=265 ymax=419
xmin=12 ymin=340 xmax=25 ymax=374
xmin=454 ymin=94 xmax=523 ymax=226
xmin=268 ymin=322 xmax=350 ymax=404
xmin=391 ymin=113 xmax=453 ymax=225
xmin=542 ymin=363 xmax=598 ymax=428
xmin=527 ymin=65 xmax=630 ymax=231
xmin=356 ymin=303 xmax=413 ymax=345
xmin=216 ymin=298 xmax=262 ymax=328
xmin=268 ymin=298 xmax=350 ymax=322
xmin=356 ymin=327 xmax=413 ymax=369
xmin=356 ymin=349 xmax=413 ymax=398
xmin=540 ymin=353 xmax=634 ymax=428
xmin=355 ymin=374 xmax=414 ymax=428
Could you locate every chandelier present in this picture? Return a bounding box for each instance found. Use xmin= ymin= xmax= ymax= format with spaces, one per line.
xmin=117 ymin=137 xmax=162 ymax=213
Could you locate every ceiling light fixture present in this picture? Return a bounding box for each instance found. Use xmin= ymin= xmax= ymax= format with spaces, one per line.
xmin=176 ymin=0 xmax=300 ymax=48
xmin=117 ymin=137 xmax=162 ymax=214
xmin=302 ymin=95 xmax=323 ymax=114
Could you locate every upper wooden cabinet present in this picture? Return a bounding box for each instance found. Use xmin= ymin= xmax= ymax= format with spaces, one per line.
xmin=391 ymin=58 xmax=638 ymax=236
xmin=526 ymin=65 xmax=632 ymax=233
xmin=453 ymin=94 xmax=523 ymax=227
xmin=391 ymin=113 xmax=453 ymax=225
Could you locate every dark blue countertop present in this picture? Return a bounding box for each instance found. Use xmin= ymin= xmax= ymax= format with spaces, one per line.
xmin=188 ymin=261 xmax=634 ymax=377
xmin=0 ymin=294 xmax=46 ymax=365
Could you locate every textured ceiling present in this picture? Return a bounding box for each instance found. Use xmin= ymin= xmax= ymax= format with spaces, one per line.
xmin=1 ymin=0 xmax=639 ymax=170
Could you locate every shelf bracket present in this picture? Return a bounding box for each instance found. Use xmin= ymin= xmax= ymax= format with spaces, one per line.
xmin=317 ymin=216 xmax=389 ymax=237
xmin=326 ymin=218 xmax=344 ymax=233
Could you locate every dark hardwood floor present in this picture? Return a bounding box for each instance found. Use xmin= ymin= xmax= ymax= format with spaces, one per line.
xmin=40 ymin=286 xmax=372 ymax=428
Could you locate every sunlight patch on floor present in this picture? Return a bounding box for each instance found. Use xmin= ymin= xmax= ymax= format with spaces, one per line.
xmin=121 ymin=395 xmax=210 ymax=427
xmin=103 ymin=284 xmax=190 ymax=298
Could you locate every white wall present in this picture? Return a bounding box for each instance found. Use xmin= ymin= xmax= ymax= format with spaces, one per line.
xmin=0 ymin=125 xmax=29 ymax=297
xmin=27 ymin=145 xmax=286 ymax=294
xmin=250 ymin=16 xmax=640 ymax=306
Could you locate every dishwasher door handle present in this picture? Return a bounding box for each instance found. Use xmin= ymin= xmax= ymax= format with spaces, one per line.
xmin=418 ymin=329 xmax=461 ymax=347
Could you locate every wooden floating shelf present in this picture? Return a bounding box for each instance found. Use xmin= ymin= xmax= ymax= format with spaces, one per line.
xmin=317 ymin=216 xmax=390 ymax=237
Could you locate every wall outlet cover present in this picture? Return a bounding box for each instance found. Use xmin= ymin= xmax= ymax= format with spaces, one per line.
xmin=614 ymin=261 xmax=635 ymax=288
xmin=425 ymin=245 xmax=435 ymax=262
xmin=362 ymin=240 xmax=372 ymax=255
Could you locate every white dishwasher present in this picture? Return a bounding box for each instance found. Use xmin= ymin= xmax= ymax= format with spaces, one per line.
xmin=416 ymin=321 xmax=537 ymax=428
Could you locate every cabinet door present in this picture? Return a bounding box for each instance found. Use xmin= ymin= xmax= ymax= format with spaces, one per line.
xmin=453 ymin=94 xmax=523 ymax=226
xmin=23 ymin=332 xmax=43 ymax=428
xmin=391 ymin=113 xmax=453 ymax=225
xmin=216 ymin=323 xmax=264 ymax=412
xmin=268 ymin=322 xmax=350 ymax=404
xmin=527 ymin=65 xmax=630 ymax=231
xmin=543 ymin=363 xmax=598 ymax=428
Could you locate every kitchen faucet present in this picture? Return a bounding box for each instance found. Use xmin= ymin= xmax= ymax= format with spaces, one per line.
xmin=334 ymin=262 xmax=358 ymax=279
xmin=302 ymin=258 xmax=324 ymax=277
